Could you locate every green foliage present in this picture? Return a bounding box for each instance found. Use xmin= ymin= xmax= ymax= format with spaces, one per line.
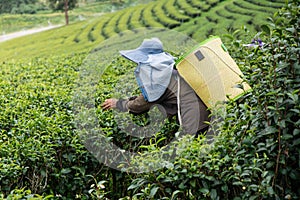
xmin=127 ymin=4 xmax=144 ymax=29
xmin=0 ymin=188 xmax=53 ymax=199
xmin=0 ymin=14 xmax=65 ymax=34
xmin=0 ymin=0 xmax=285 ymax=61
xmin=0 ymin=0 xmax=298 ymax=199
xmin=164 ymin=0 xmax=190 ymax=23
xmin=123 ymin=1 xmax=300 ymax=199
xmin=175 ymin=0 xmax=201 ymax=17
xmin=0 ymin=54 xmax=112 ymax=199
xmin=95 ymin=56 xmax=179 ymax=154
xmin=187 ymin=0 xmax=211 ymax=11
xmin=102 ymin=11 xmax=124 ymax=37
xmin=47 ymin=0 xmax=78 ymax=11
xmin=0 ymin=1 xmax=139 ymax=35
xmin=0 ymin=0 xmax=41 ymax=14
xmin=141 ymin=2 xmax=164 ymax=28
xmin=152 ymin=1 xmax=181 ymax=28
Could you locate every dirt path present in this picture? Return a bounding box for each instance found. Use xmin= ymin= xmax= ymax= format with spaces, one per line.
xmin=0 ymin=25 xmax=62 ymax=43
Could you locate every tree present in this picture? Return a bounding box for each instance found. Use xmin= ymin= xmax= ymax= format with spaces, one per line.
xmin=47 ymin=0 xmax=78 ymax=25
xmin=64 ymin=0 xmax=69 ymax=25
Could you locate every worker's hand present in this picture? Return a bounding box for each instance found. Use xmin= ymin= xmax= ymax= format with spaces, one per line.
xmin=101 ymin=98 xmax=117 ymax=110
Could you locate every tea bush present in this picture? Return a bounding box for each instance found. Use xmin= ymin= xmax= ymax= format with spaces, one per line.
xmin=0 ymin=54 xmax=114 ymax=199
xmin=122 ymin=1 xmax=300 ymax=199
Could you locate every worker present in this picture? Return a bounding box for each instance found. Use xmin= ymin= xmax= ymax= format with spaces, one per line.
xmin=101 ymin=37 xmax=210 ymax=136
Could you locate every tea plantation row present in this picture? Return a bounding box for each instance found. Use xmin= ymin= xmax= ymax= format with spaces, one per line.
xmin=0 ymin=0 xmax=286 ymax=62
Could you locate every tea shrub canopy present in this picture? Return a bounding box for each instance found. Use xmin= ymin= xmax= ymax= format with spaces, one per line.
xmin=0 ymin=0 xmax=286 ymax=62
xmin=0 ymin=0 xmax=299 ymax=199
xmin=123 ymin=1 xmax=300 ymax=199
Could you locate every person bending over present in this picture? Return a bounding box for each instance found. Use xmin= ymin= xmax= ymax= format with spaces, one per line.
xmin=102 ymin=38 xmax=210 ymax=136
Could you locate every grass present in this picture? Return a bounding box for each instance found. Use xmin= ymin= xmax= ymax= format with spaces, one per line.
xmin=0 ymin=0 xmax=286 ymax=62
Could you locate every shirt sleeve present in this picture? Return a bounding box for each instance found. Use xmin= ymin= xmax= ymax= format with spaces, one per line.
xmin=116 ymin=94 xmax=155 ymax=114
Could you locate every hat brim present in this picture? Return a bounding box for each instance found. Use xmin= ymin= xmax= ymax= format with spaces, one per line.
xmin=119 ymin=49 xmax=148 ymax=64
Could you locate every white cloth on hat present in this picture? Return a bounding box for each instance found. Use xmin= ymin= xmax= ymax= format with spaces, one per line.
xmin=120 ymin=38 xmax=175 ymax=102
xmin=135 ymin=53 xmax=175 ymax=102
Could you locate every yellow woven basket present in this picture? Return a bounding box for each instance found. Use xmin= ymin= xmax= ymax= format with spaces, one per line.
xmin=176 ymin=36 xmax=251 ymax=108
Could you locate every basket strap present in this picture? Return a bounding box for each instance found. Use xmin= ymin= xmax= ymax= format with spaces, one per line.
xmin=177 ymin=75 xmax=182 ymax=126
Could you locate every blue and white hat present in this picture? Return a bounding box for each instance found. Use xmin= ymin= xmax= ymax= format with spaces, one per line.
xmin=119 ymin=37 xmax=164 ymax=63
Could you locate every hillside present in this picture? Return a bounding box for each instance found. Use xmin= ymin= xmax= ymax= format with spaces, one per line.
xmin=0 ymin=0 xmax=145 ymax=34
xmin=0 ymin=0 xmax=299 ymax=199
xmin=0 ymin=0 xmax=286 ymax=62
